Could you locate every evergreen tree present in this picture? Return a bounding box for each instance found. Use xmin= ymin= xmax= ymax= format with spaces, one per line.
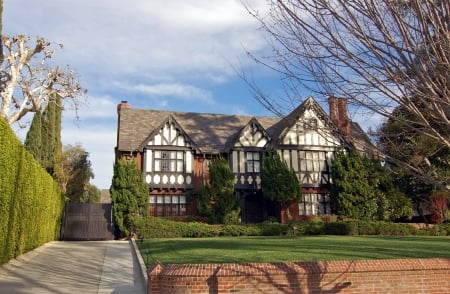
xmin=24 ymin=111 xmax=43 ymax=163
xmin=23 ymin=94 xmax=62 ymax=176
xmin=331 ymin=150 xmax=413 ymax=220
xmin=331 ymin=151 xmax=376 ymax=219
xmin=379 ymin=100 xmax=450 ymax=216
xmin=41 ymin=95 xmax=62 ymax=174
xmin=191 ymin=157 xmax=239 ymax=224
xmin=261 ymin=149 xmax=301 ymax=221
xmin=208 ymin=157 xmax=239 ymax=224
xmin=110 ymin=159 xmax=148 ymax=235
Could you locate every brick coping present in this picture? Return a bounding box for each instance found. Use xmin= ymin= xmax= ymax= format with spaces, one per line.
xmin=149 ymin=258 xmax=450 ymax=277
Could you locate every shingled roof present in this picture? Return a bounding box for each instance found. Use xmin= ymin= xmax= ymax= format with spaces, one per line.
xmin=116 ymin=97 xmax=377 ymax=155
xmin=116 ymin=107 xmax=280 ymax=154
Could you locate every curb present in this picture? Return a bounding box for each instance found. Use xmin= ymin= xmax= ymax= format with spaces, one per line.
xmin=130 ymin=238 xmax=148 ymax=291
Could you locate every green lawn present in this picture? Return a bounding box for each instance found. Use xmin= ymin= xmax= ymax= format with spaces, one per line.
xmin=137 ymin=235 xmax=450 ymax=265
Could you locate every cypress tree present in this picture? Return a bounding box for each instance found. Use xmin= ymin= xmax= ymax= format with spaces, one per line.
xmin=208 ymin=157 xmax=239 ymax=224
xmin=24 ymin=111 xmax=43 ymax=163
xmin=110 ymin=159 xmax=148 ymax=235
xmin=41 ymin=95 xmax=61 ymax=174
xmin=24 ymin=94 xmax=62 ymax=177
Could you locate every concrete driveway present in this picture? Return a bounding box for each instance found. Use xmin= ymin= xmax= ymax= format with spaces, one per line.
xmin=0 ymin=241 xmax=146 ymax=294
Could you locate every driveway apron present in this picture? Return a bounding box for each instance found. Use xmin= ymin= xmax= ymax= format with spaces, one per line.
xmin=0 ymin=241 xmax=145 ymax=294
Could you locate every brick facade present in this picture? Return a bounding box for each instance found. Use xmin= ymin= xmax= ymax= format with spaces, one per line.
xmin=148 ymin=258 xmax=450 ymax=294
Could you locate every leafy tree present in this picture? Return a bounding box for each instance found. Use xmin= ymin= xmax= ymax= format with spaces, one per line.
xmin=379 ymin=100 xmax=450 ymax=187
xmin=261 ymin=149 xmax=301 ymax=220
xmin=244 ymin=0 xmax=450 ymax=189
xmin=54 ymin=144 xmax=93 ymax=202
xmin=81 ymin=184 xmax=102 ymax=204
xmin=331 ymin=150 xmax=413 ymax=220
xmin=379 ymin=100 xmax=450 ymax=218
xmin=110 ymin=159 xmax=148 ymax=235
xmin=65 ymin=149 xmax=93 ymax=202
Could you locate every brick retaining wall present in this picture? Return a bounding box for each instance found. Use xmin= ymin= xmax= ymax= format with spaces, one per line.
xmin=148 ymin=258 xmax=450 ymax=294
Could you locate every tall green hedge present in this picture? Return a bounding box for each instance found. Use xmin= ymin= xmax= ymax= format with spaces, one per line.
xmin=0 ymin=118 xmax=64 ymax=265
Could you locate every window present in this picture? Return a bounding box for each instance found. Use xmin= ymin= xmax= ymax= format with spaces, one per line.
xmin=154 ymin=150 xmax=184 ymax=172
xmin=246 ymin=152 xmax=260 ymax=173
xmin=299 ymin=193 xmax=331 ymax=215
xmin=149 ymin=195 xmax=187 ymax=216
xmin=298 ymin=151 xmax=328 ymax=184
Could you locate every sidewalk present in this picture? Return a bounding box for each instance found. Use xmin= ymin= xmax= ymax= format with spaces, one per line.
xmin=0 ymin=241 xmax=146 ymax=294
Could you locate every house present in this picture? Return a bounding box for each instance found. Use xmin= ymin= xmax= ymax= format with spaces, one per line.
xmin=114 ymin=97 xmax=376 ymax=223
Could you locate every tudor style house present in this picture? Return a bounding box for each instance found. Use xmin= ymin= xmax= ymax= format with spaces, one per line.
xmin=115 ymin=97 xmax=376 ymax=223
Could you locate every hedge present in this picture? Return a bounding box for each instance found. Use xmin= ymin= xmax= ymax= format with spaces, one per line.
xmin=0 ymin=118 xmax=65 ymax=265
xmin=130 ymin=216 xmax=450 ymax=239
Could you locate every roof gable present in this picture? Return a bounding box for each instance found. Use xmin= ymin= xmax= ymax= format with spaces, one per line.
xmin=229 ymin=117 xmax=271 ymax=149
xmin=138 ymin=115 xmax=197 ymax=151
xmin=269 ymin=97 xmax=350 ymax=147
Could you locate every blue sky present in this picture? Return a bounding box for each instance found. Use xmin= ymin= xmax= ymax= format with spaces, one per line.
xmin=3 ymin=0 xmax=377 ymax=189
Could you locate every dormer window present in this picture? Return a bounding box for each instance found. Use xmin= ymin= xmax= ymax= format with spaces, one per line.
xmin=304 ymin=118 xmax=317 ymax=130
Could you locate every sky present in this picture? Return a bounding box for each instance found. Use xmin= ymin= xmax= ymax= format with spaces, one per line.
xmin=3 ymin=0 xmax=376 ymax=189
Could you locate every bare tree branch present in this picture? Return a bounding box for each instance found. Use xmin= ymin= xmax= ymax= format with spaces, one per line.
xmin=244 ymin=0 xmax=450 ymax=187
xmin=0 ymin=35 xmax=86 ymax=127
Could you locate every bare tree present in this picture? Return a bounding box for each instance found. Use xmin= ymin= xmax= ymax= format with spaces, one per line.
xmin=0 ymin=35 xmax=85 ymax=126
xmin=244 ymin=0 xmax=450 ymax=187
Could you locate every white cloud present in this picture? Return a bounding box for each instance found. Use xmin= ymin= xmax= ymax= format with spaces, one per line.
xmin=3 ymin=0 xmax=276 ymax=190
xmin=127 ymin=83 xmax=213 ymax=103
xmin=4 ymin=0 xmax=269 ymax=80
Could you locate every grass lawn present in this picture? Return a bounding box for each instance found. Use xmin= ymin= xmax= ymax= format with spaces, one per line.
xmin=137 ymin=235 xmax=450 ymax=265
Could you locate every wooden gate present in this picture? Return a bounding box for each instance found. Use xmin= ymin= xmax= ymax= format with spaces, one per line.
xmin=61 ymin=203 xmax=115 ymax=241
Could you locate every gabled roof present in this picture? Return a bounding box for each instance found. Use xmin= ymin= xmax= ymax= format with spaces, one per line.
xmin=224 ymin=117 xmax=272 ymax=151
xmin=137 ymin=114 xmax=199 ymax=151
xmin=268 ymin=97 xmax=351 ymax=147
xmin=116 ymin=97 xmax=376 ymax=155
xmin=117 ymin=108 xmax=279 ymax=154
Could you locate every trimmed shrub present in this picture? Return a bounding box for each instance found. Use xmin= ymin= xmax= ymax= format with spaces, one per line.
xmin=130 ymin=216 xmax=449 ymax=239
xmin=0 ymin=118 xmax=64 ymax=265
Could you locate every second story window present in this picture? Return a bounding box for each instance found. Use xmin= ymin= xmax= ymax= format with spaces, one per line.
xmin=246 ymin=152 xmax=260 ymax=173
xmin=154 ymin=150 xmax=184 ymax=172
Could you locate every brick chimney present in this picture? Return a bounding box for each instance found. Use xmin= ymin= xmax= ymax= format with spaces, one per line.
xmin=116 ymin=101 xmax=131 ymax=157
xmin=117 ymin=100 xmax=131 ymax=114
xmin=328 ymin=97 xmax=350 ymax=136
